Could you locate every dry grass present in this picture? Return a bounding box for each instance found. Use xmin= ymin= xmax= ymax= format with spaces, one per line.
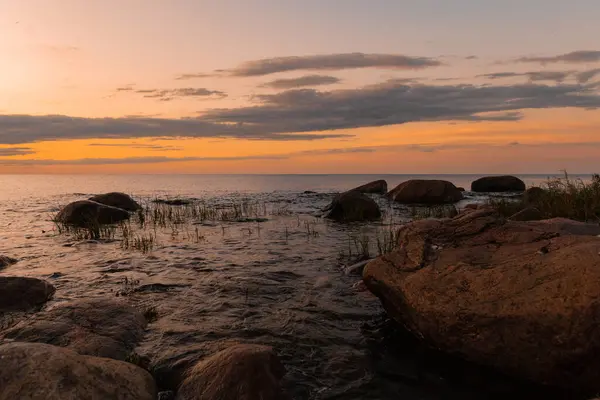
xmin=489 ymin=173 xmax=600 ymax=222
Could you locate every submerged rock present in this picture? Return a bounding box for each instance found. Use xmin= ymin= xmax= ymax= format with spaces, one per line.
xmin=0 ymin=255 xmax=17 ymax=269
xmin=471 ymin=175 xmax=526 ymax=192
xmin=0 ymin=342 xmax=156 ymax=400
xmin=387 ymin=180 xmax=463 ymax=204
xmin=55 ymin=200 xmax=130 ymax=227
xmin=176 ymin=344 xmax=289 ymax=400
xmin=152 ymin=199 xmax=192 ymax=206
xmin=324 ymin=191 xmax=381 ymax=222
xmin=2 ymin=298 xmax=146 ymax=361
xmin=89 ymin=192 xmax=141 ymax=211
xmin=0 ymin=276 xmax=55 ymax=312
xmin=350 ymin=180 xmax=388 ymax=194
xmin=363 ymin=209 xmax=600 ymax=393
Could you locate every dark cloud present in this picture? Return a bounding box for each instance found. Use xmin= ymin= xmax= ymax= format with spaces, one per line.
xmin=478 ymin=71 xmax=571 ymax=82
xmin=576 ymin=68 xmax=600 ymax=83
xmin=227 ymin=53 xmax=443 ymax=76
xmin=87 ymin=143 xmax=183 ymax=151
xmin=135 ymin=88 xmax=227 ymax=101
xmin=116 ymin=86 xmax=134 ymax=91
xmin=261 ymin=75 xmax=341 ymax=89
xmin=174 ymin=73 xmax=214 ymax=80
xmin=0 ymin=147 xmax=35 ymax=156
xmin=199 ymin=81 xmax=600 ymax=134
xmin=0 ymin=114 xmax=349 ymax=144
xmin=0 ymin=154 xmax=287 ymax=166
xmin=516 ymin=50 xmax=600 ymax=64
xmin=465 ymin=56 xmax=478 ymax=60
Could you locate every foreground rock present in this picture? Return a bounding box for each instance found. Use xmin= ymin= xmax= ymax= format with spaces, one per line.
xmin=55 ymin=200 xmax=130 ymax=227
xmin=350 ymin=180 xmax=388 ymax=194
xmin=0 ymin=277 xmax=55 ymax=312
xmin=0 ymin=342 xmax=155 ymax=400
xmin=0 ymin=255 xmax=17 ymax=269
xmin=363 ymin=209 xmax=600 ymax=393
xmin=471 ymin=175 xmax=526 ymax=192
xmin=324 ymin=191 xmax=381 ymax=222
xmin=2 ymin=298 xmax=146 ymax=360
xmin=89 ymin=192 xmax=141 ymax=211
xmin=387 ymin=180 xmax=463 ymax=204
xmin=177 ymin=344 xmax=288 ymax=400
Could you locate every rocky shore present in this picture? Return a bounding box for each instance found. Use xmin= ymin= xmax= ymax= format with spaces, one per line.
xmin=2 ymin=174 xmax=600 ymax=399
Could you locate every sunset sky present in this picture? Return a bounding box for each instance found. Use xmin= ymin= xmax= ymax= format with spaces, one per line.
xmin=1 ymin=0 xmax=600 ymax=174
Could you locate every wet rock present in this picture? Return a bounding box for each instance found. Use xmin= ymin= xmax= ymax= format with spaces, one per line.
xmin=350 ymin=179 xmax=388 ymax=194
xmin=471 ymin=175 xmax=526 ymax=192
xmin=457 ymin=187 xmax=466 ymax=192
xmin=55 ymin=200 xmax=130 ymax=227
xmin=2 ymin=298 xmax=146 ymax=361
xmin=0 ymin=342 xmax=156 ymax=400
xmin=363 ymin=208 xmax=600 ymax=393
xmin=303 ymin=190 xmax=317 ymax=194
xmin=152 ymin=199 xmax=192 ymax=206
xmin=176 ymin=344 xmax=289 ymax=400
xmin=0 ymin=277 xmax=55 ymax=312
xmin=509 ymin=206 xmax=543 ymax=221
xmin=387 ymin=180 xmax=463 ymax=204
xmin=0 ymin=255 xmax=17 ymax=269
xmin=324 ymin=191 xmax=381 ymax=222
xmin=89 ymin=192 xmax=141 ymax=211
xmin=524 ymin=186 xmax=546 ymax=203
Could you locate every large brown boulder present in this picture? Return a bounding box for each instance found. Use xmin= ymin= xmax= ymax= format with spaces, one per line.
xmin=0 ymin=342 xmax=155 ymax=400
xmin=89 ymin=192 xmax=141 ymax=211
xmin=0 ymin=277 xmax=55 ymax=312
xmin=363 ymin=209 xmax=600 ymax=393
xmin=176 ymin=344 xmax=288 ymax=400
xmin=324 ymin=191 xmax=381 ymax=222
xmin=471 ymin=175 xmax=526 ymax=192
xmin=350 ymin=180 xmax=388 ymax=194
xmin=387 ymin=180 xmax=463 ymax=204
xmin=2 ymin=298 xmax=146 ymax=361
xmin=55 ymin=200 xmax=130 ymax=227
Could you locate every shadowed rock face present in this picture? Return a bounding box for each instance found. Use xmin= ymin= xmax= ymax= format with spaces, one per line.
xmin=176 ymin=344 xmax=289 ymax=400
xmin=2 ymin=298 xmax=146 ymax=361
xmin=350 ymin=180 xmax=388 ymax=194
xmin=55 ymin=200 xmax=130 ymax=227
xmin=0 ymin=342 xmax=156 ymax=400
xmin=471 ymin=176 xmax=526 ymax=192
xmin=0 ymin=255 xmax=17 ymax=270
xmin=363 ymin=209 xmax=600 ymax=394
xmin=89 ymin=192 xmax=141 ymax=211
xmin=324 ymin=191 xmax=381 ymax=222
xmin=387 ymin=180 xmax=463 ymax=204
xmin=0 ymin=277 xmax=55 ymax=312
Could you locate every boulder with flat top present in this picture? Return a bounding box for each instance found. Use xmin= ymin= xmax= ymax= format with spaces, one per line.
xmin=471 ymin=176 xmax=526 ymax=192
xmin=363 ymin=209 xmax=600 ymax=394
xmin=387 ymin=180 xmax=463 ymax=204
xmin=350 ymin=180 xmax=388 ymax=194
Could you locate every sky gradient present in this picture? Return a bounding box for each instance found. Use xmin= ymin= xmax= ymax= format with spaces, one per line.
xmin=1 ymin=0 xmax=600 ymax=173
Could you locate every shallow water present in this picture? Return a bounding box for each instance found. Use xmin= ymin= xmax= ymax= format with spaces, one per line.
xmin=0 ymin=174 xmax=587 ymax=399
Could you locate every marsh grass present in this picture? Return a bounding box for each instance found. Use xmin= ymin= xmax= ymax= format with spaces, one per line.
xmin=410 ymin=204 xmax=458 ymax=220
xmin=489 ymin=172 xmax=600 ymax=222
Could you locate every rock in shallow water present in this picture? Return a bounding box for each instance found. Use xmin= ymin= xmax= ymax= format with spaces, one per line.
xmin=2 ymin=298 xmax=146 ymax=361
xmin=386 ymin=179 xmax=463 ymax=204
xmin=55 ymin=200 xmax=131 ymax=227
xmin=89 ymin=192 xmax=141 ymax=211
xmin=471 ymin=175 xmax=526 ymax=192
xmin=324 ymin=191 xmax=381 ymax=222
xmin=176 ymin=344 xmax=289 ymax=400
xmin=363 ymin=208 xmax=600 ymax=394
xmin=0 ymin=276 xmax=55 ymax=312
xmin=0 ymin=342 xmax=156 ymax=400
xmin=350 ymin=179 xmax=388 ymax=194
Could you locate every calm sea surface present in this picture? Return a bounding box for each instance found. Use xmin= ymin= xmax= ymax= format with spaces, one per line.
xmin=0 ymin=174 xmax=586 ymax=399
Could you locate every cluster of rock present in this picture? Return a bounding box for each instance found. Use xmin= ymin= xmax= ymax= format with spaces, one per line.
xmin=55 ymin=192 xmax=141 ymax=227
xmin=1 ymin=274 xmax=288 ymax=399
xmin=324 ymin=175 xmax=528 ymax=222
xmin=362 ymin=207 xmax=600 ymax=395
